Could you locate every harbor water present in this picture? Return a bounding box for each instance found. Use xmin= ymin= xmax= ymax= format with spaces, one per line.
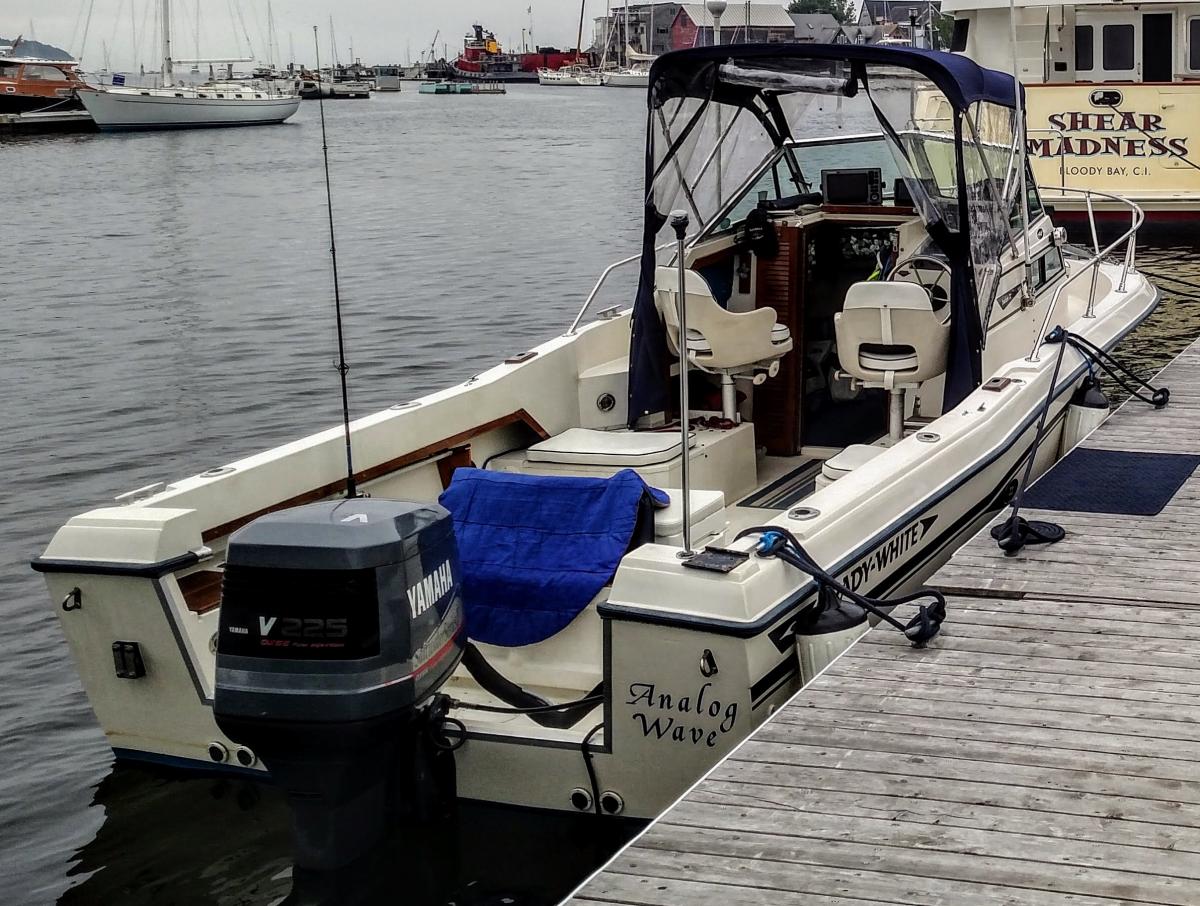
xmin=3 ymin=86 xmax=1200 ymax=904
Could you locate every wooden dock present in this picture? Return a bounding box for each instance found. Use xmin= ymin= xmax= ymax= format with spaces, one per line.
xmin=0 ymin=110 xmax=96 ymax=136
xmin=569 ymin=339 xmax=1200 ymax=905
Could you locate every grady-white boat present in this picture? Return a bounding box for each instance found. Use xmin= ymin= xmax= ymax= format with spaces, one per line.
xmin=78 ymin=0 xmax=300 ymax=130
xmin=37 ymin=44 xmax=1156 ymax=864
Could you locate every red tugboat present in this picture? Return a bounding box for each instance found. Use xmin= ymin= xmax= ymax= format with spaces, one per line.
xmin=452 ymin=25 xmax=584 ymax=82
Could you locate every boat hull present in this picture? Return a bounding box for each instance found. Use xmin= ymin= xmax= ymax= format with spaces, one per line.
xmin=0 ymin=93 xmax=84 ymax=114
xmin=78 ymin=89 xmax=301 ymax=131
xmin=601 ymin=71 xmax=649 ymax=88
xmin=33 ymin=254 xmax=1158 ymax=819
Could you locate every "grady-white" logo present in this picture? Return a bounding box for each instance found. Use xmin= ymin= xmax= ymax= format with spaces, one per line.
xmin=840 ymin=515 xmax=937 ymax=593
xmin=408 ymin=561 xmax=454 ymax=619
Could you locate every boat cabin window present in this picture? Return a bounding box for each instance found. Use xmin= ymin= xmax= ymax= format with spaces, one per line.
xmin=20 ymin=65 xmax=67 ymax=81
xmin=1075 ymin=25 xmax=1094 ymax=72
xmin=0 ymin=63 xmax=19 ymax=78
xmin=1032 ymin=246 xmax=1066 ymax=293
xmin=1189 ymin=18 xmax=1200 ymax=71
xmin=1103 ymin=25 xmax=1135 ymax=73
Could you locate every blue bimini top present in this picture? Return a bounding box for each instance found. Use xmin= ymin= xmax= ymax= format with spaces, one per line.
xmin=439 ymin=468 xmax=669 ymax=647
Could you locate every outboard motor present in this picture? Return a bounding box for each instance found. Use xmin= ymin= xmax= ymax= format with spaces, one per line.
xmin=214 ymin=499 xmax=464 ymax=871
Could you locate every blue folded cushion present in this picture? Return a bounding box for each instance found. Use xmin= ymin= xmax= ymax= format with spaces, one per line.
xmin=439 ymin=468 xmax=668 ymax=647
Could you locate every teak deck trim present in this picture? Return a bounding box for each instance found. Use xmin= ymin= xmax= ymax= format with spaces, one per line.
xmin=200 ymin=408 xmax=547 ymax=542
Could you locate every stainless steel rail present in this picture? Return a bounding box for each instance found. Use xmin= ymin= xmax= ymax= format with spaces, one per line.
xmin=1028 ymin=185 xmax=1144 ymax=362
xmin=566 ymin=240 xmax=676 ymax=336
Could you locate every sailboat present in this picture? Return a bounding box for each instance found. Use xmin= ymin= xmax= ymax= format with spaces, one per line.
xmin=78 ymin=0 xmax=300 ymax=131
xmin=602 ymin=3 xmax=655 ymax=88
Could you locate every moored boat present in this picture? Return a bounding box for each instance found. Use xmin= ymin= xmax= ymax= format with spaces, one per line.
xmin=0 ymin=48 xmax=89 ymax=114
xmin=455 ymin=24 xmax=586 ymax=82
xmin=946 ymin=0 xmax=1200 ymax=218
xmin=538 ymin=64 xmax=602 ymax=86
xmin=297 ymin=77 xmax=371 ymax=99
xmin=36 ymin=45 xmax=1158 ymax=871
xmin=78 ymin=0 xmax=300 ymax=130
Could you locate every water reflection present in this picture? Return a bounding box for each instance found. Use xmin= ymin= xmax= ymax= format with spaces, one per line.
xmin=60 ymin=765 xmax=639 ymax=906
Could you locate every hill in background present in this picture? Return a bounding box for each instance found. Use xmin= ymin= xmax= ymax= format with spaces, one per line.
xmin=1 ymin=37 xmax=74 ymax=61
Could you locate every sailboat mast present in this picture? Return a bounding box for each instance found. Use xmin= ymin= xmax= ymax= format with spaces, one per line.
xmin=161 ymin=0 xmax=173 ymax=87
xmin=623 ymin=2 xmax=629 ymax=66
xmin=575 ymin=0 xmax=586 ymax=57
xmin=267 ymin=0 xmax=276 ymax=67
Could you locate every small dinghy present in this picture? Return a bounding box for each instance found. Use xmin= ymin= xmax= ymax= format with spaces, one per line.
xmin=36 ymin=44 xmax=1158 ymax=865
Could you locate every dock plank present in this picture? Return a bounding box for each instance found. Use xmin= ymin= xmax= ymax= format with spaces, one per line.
xmin=568 ymin=338 xmax=1200 ymax=904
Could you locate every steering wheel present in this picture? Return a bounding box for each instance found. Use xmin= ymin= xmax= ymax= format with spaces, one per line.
xmin=889 ymin=254 xmax=952 ymax=310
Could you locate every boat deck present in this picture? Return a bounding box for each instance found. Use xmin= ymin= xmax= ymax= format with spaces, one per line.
xmin=567 ymin=337 xmax=1200 ymax=905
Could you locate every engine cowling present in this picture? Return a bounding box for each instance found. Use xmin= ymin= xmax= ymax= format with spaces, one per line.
xmin=213 ymin=498 xmax=464 ymax=871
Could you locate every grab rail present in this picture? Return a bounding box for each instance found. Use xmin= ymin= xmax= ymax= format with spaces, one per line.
xmin=566 ymin=239 xmax=675 ymax=336
xmin=1027 ymin=185 xmax=1144 ymax=362
xmin=1026 ymin=128 xmax=1067 ymax=189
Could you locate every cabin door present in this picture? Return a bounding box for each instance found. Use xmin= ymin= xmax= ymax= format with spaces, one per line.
xmin=1075 ymin=13 xmax=1139 ymax=81
xmin=1142 ymin=13 xmax=1174 ymax=83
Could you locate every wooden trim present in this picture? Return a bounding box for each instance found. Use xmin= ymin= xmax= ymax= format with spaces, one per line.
xmin=201 ymin=409 xmax=549 ymax=542
xmin=437 ymin=444 xmax=474 ymax=489
xmin=820 ymin=205 xmax=915 ymax=218
xmin=178 ymin=569 xmax=223 ymax=615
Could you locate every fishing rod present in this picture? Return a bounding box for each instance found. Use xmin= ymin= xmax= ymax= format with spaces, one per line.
xmin=313 ymin=24 xmax=358 ymax=499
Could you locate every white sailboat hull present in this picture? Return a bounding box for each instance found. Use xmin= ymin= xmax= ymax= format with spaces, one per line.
xmin=79 ymin=87 xmax=301 ymax=131
xmin=602 ymin=69 xmax=650 ymax=88
xmin=537 ymin=68 xmax=601 ymax=87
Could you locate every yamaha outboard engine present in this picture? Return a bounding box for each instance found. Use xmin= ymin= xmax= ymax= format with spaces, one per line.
xmin=214 ymin=499 xmax=464 ymax=872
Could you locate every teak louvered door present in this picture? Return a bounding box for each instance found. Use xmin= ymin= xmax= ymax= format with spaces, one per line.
xmin=753 ymin=224 xmax=804 ymax=456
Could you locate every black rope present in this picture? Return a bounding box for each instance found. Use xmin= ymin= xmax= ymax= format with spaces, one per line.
xmin=1050 ymin=326 xmax=1169 ymax=409
xmin=581 ymin=723 xmax=605 ymax=816
xmin=991 ymin=337 xmax=1070 ymax=554
xmin=734 ymin=526 xmax=947 ymax=647
xmin=992 ymin=326 xmax=1169 ymax=554
xmin=448 ymin=694 xmax=603 ymax=716
xmin=1097 ymin=99 xmax=1200 ymax=173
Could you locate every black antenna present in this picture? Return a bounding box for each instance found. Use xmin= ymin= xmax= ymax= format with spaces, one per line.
xmin=313 ymin=25 xmax=357 ymax=499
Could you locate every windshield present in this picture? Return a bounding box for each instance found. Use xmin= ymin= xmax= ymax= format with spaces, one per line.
xmin=714 ymin=134 xmax=905 ymax=234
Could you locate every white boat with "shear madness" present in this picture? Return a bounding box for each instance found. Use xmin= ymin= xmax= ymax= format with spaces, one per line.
xmin=37 ymin=43 xmax=1161 ymax=871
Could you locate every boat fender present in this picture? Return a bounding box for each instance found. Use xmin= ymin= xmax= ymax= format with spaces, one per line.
xmin=1060 ymin=374 xmax=1110 ymax=455
xmin=794 ymin=585 xmax=869 ymax=686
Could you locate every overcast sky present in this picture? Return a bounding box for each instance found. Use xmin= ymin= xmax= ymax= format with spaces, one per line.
xmin=6 ymin=0 xmax=618 ymax=70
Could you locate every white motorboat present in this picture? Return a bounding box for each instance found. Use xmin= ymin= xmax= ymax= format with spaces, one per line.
xmin=37 ymin=45 xmax=1158 ymax=871
xmin=78 ymin=0 xmax=300 ymax=130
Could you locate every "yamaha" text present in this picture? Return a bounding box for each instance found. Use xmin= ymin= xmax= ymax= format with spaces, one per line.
xmin=408 ymin=561 xmax=454 ymax=618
